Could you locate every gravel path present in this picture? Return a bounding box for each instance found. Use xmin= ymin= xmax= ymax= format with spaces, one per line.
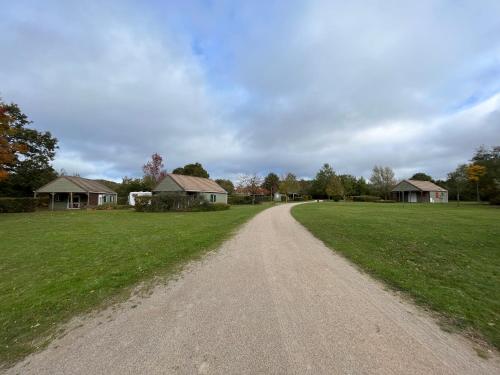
xmin=7 ymin=203 xmax=500 ymax=374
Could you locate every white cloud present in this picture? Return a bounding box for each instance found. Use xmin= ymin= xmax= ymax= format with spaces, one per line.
xmin=0 ymin=0 xmax=499 ymax=182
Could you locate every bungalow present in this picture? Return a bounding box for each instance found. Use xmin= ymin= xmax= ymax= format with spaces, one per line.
xmin=154 ymin=174 xmax=228 ymax=204
xmin=34 ymin=176 xmax=117 ymax=210
xmin=391 ymin=179 xmax=448 ymax=203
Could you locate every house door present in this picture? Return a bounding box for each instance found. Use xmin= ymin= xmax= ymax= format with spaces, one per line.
xmin=409 ymin=192 xmax=417 ymax=203
xmin=72 ymin=195 xmax=81 ymax=209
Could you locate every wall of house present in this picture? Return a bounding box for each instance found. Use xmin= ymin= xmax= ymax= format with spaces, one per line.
xmin=89 ymin=193 xmax=99 ymax=206
xmin=153 ymin=176 xmax=183 ymax=192
xmin=199 ymin=192 xmax=228 ymax=204
xmin=429 ymin=191 xmax=448 ymax=203
xmin=97 ymin=194 xmax=117 ymax=205
xmin=393 ymin=190 xmax=448 ymax=203
xmin=51 ymin=193 xmax=89 ymax=209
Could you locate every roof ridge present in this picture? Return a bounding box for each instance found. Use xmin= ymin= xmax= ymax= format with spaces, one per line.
xmin=168 ymin=173 xmax=212 ymax=180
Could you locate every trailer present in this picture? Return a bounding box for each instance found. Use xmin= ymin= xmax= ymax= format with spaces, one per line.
xmin=128 ymin=191 xmax=152 ymax=206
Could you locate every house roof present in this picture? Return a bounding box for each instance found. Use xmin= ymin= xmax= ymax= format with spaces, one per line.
xmin=393 ymin=179 xmax=447 ymax=192
xmin=36 ymin=176 xmax=117 ymax=194
xmin=65 ymin=176 xmax=117 ymax=193
xmin=165 ymin=174 xmax=227 ymax=194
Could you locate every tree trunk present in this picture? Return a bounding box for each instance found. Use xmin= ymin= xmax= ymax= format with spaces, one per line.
xmin=476 ymin=182 xmax=480 ymax=202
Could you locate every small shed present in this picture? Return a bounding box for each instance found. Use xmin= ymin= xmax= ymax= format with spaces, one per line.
xmin=153 ymin=174 xmax=228 ymax=204
xmin=35 ymin=176 xmax=117 ymax=210
xmin=391 ymin=179 xmax=448 ymax=203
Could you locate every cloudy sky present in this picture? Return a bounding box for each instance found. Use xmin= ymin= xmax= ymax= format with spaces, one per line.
xmin=1 ymin=0 xmax=499 ymax=181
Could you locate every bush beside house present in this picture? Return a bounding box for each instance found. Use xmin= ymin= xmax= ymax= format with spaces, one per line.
xmin=135 ymin=193 xmax=229 ymax=212
xmin=0 ymin=198 xmax=38 ymax=213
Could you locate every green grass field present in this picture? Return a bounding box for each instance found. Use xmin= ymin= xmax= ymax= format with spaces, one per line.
xmin=0 ymin=205 xmax=267 ymax=365
xmin=292 ymin=202 xmax=500 ymax=350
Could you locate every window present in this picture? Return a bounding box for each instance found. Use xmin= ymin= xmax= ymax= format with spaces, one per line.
xmin=210 ymin=194 xmax=216 ymax=203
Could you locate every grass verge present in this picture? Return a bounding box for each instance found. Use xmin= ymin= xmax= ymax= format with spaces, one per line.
xmin=292 ymin=202 xmax=500 ymax=350
xmin=0 ymin=204 xmax=268 ymax=366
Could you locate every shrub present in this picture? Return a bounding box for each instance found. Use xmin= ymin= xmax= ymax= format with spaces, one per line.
xmin=134 ymin=193 xmax=226 ymax=212
xmin=352 ymin=195 xmax=381 ymax=202
xmin=490 ymin=194 xmax=500 ymax=205
xmin=36 ymin=195 xmax=50 ymax=208
xmin=134 ymin=196 xmax=152 ymax=212
xmin=228 ymin=195 xmax=256 ymax=205
xmin=0 ymin=198 xmax=38 ymax=213
xmin=117 ymin=196 xmax=128 ymax=205
xmin=95 ymin=203 xmax=132 ymax=210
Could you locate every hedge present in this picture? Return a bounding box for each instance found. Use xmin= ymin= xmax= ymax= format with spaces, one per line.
xmin=0 ymin=198 xmax=38 ymax=213
xmin=351 ymin=195 xmax=381 ymax=202
xmin=134 ymin=193 xmax=230 ymax=212
xmin=228 ymin=195 xmax=256 ymax=205
xmin=490 ymin=194 xmax=500 ymax=205
xmin=94 ymin=203 xmax=132 ymax=210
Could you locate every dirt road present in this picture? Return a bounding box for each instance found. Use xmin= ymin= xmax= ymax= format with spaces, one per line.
xmin=8 ymin=203 xmax=499 ymax=374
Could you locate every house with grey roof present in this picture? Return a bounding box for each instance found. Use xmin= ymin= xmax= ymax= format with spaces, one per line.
xmin=391 ymin=179 xmax=448 ymax=203
xmin=154 ymin=174 xmax=228 ymax=204
xmin=35 ymin=176 xmax=117 ymax=210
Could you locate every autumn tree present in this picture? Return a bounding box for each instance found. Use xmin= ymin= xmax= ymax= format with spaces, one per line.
xmin=142 ymin=153 xmax=167 ymax=189
xmin=370 ymin=165 xmax=396 ymax=199
xmin=467 ymin=164 xmax=487 ymax=202
xmin=215 ymin=179 xmax=234 ymax=194
xmin=262 ymin=172 xmax=280 ymax=198
xmin=172 ymin=162 xmax=209 ymax=178
xmin=471 ymin=146 xmax=499 ymax=203
xmin=0 ymin=99 xmax=57 ymax=196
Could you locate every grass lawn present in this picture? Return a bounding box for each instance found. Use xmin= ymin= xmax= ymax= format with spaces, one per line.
xmin=0 ymin=204 xmax=268 ymax=366
xmin=292 ymin=202 xmax=500 ymax=350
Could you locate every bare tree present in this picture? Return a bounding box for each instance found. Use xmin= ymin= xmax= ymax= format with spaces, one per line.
xmin=237 ymin=173 xmax=263 ymax=204
xmin=370 ymin=165 xmax=396 ymax=200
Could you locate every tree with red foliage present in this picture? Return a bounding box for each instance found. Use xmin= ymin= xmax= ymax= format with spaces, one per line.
xmin=0 ymin=99 xmax=57 ymax=196
xmin=142 ymin=153 xmax=167 ymax=189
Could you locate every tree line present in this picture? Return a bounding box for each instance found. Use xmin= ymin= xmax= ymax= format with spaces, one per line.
xmin=1 ymin=99 xmax=498 ymax=204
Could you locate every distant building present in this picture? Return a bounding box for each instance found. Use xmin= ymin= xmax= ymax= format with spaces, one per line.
xmin=35 ymin=176 xmax=117 ymax=210
xmin=234 ymin=186 xmax=269 ymax=196
xmin=391 ymin=179 xmax=448 ymax=203
xmin=153 ymin=174 xmax=228 ymax=204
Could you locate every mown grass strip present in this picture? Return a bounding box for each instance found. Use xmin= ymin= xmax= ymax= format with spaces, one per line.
xmin=0 ymin=205 xmax=267 ymax=365
xmin=292 ymin=202 xmax=500 ymax=349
